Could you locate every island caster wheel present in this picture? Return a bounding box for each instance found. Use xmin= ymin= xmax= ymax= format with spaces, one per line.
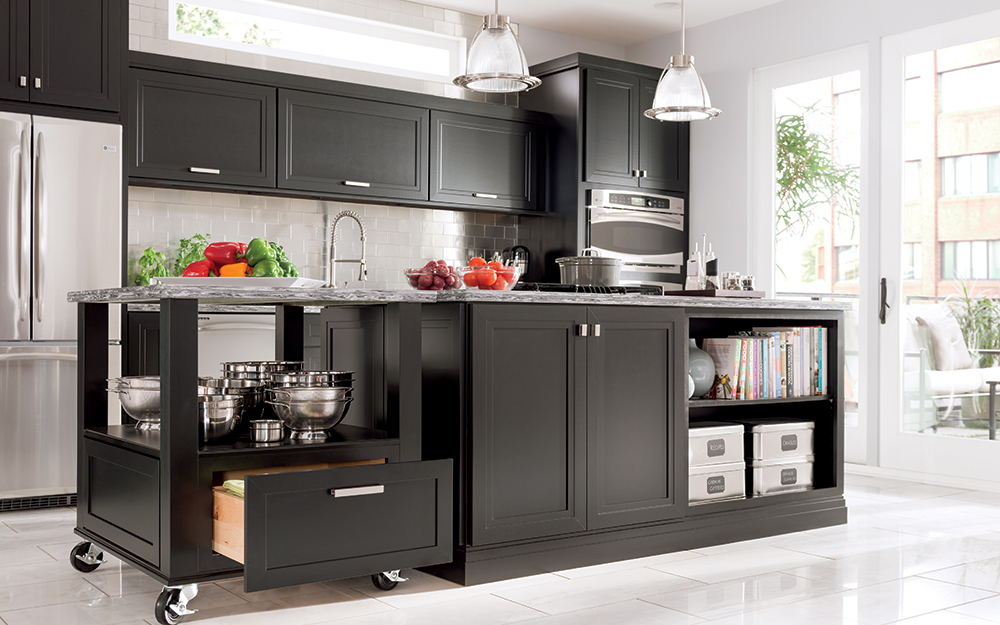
xmin=371 ymin=570 xmax=406 ymax=591
xmin=154 ymin=584 xmax=198 ymax=625
xmin=70 ymin=541 xmax=105 ymax=573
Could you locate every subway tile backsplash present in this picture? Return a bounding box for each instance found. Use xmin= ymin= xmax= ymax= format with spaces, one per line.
xmin=128 ymin=186 xmax=518 ymax=289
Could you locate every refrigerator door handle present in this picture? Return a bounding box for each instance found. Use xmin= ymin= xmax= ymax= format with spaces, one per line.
xmin=18 ymin=129 xmax=30 ymax=324
xmin=33 ymin=131 xmax=44 ymax=324
xmin=0 ymin=352 xmax=77 ymax=362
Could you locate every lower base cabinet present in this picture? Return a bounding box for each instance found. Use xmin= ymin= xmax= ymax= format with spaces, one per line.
xmin=212 ymin=459 xmax=452 ymax=592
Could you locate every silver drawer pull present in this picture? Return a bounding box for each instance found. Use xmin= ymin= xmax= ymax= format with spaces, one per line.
xmin=473 ymin=193 xmax=498 ymax=199
xmin=189 ymin=167 xmax=221 ymax=174
xmin=33 ymin=77 xmax=41 ymax=89
xmin=331 ymin=484 xmax=384 ymax=498
xmin=343 ymin=180 xmax=371 ymax=188
xmin=19 ymin=76 xmax=27 ymax=87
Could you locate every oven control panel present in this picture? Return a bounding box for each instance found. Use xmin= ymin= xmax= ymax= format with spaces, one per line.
xmin=587 ymin=189 xmax=684 ymax=214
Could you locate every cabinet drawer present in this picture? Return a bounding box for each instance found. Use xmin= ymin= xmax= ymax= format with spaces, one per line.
xmin=213 ymin=459 xmax=452 ymax=592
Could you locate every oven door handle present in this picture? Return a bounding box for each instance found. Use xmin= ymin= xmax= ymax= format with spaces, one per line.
xmin=590 ymin=212 xmax=684 ymax=230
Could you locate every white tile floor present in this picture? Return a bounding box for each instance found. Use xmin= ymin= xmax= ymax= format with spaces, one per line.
xmin=3 ymin=473 xmax=1000 ymax=624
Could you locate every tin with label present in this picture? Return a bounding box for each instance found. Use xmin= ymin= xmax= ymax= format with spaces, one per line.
xmin=689 ymin=422 xmax=744 ymax=467
xmin=750 ymin=455 xmax=814 ymax=496
xmin=739 ymin=420 xmax=815 ymax=460
xmin=689 ymin=461 xmax=746 ymax=504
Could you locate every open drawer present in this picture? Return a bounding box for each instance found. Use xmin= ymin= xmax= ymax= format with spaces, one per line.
xmin=213 ymin=459 xmax=453 ymax=592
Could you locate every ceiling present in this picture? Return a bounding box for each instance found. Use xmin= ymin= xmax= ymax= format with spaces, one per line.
xmin=428 ymin=0 xmax=788 ymax=47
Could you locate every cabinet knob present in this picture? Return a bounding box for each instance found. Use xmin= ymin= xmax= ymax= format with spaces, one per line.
xmin=19 ymin=76 xmax=26 ymax=87
xmin=33 ymin=77 xmax=41 ymax=89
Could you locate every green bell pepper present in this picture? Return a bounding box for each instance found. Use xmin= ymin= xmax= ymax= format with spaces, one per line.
xmin=251 ymin=259 xmax=285 ymax=277
xmin=244 ymin=237 xmax=276 ymax=266
xmin=279 ymin=261 xmax=299 ymax=278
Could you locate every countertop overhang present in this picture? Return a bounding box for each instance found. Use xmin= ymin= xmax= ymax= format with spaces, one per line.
xmin=69 ymin=286 xmax=852 ymax=311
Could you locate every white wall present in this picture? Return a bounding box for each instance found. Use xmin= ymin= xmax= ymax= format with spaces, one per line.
xmin=518 ymin=25 xmax=626 ymax=66
xmin=626 ymin=0 xmax=1000 ymax=277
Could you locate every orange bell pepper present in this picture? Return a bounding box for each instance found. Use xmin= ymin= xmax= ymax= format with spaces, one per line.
xmin=219 ymin=262 xmax=250 ymax=277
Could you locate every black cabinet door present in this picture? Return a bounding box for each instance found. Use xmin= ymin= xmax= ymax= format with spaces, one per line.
xmin=469 ymin=304 xmax=587 ymax=545
xmin=638 ymin=77 xmax=687 ymax=193
xmin=130 ymin=70 xmax=276 ymax=188
xmin=584 ymin=69 xmax=639 ymax=187
xmin=430 ymin=111 xmax=540 ymax=211
xmin=586 ymin=306 xmax=682 ymax=529
xmin=29 ymin=0 xmax=119 ymax=111
xmin=278 ymin=89 xmax=428 ymax=201
xmin=0 ymin=0 xmax=28 ymax=102
xmin=126 ymin=312 xmax=159 ymax=376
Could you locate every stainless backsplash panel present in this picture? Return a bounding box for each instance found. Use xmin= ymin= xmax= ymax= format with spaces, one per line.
xmin=127 ymin=187 xmax=517 ymax=290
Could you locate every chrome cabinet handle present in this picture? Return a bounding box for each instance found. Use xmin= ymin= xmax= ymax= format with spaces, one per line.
xmin=189 ymin=167 xmax=220 ymax=174
xmin=19 ymin=76 xmax=26 ymax=87
xmin=640 ymin=170 xmax=648 ymax=178
xmin=33 ymin=77 xmax=40 ymax=89
xmin=473 ymin=193 xmax=498 ymax=199
xmin=331 ymin=485 xmax=384 ymax=498
xmin=631 ymin=169 xmax=641 ymax=177
xmin=593 ymin=324 xmax=601 ymax=337
xmin=577 ymin=324 xmax=589 ymax=337
xmin=343 ymin=180 xmax=371 ymax=188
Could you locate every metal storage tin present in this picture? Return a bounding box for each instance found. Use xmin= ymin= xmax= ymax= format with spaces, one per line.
xmin=689 ymin=422 xmax=744 ymax=467
xmin=751 ymin=455 xmax=814 ymax=496
xmin=743 ymin=420 xmax=814 ymax=460
xmin=689 ymin=461 xmax=746 ymax=504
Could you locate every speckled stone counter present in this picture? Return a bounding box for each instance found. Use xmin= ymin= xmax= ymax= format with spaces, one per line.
xmin=69 ymin=285 xmax=850 ymax=311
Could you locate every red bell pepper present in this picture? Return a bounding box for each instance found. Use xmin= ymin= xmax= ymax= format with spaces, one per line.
xmin=182 ymin=259 xmax=217 ymax=277
xmin=203 ymin=242 xmax=246 ymax=267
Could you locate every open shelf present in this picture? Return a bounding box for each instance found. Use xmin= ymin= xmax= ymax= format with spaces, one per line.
xmin=85 ymin=425 xmax=161 ymax=455
xmin=199 ymin=424 xmax=393 ymax=455
xmin=689 ymin=395 xmax=831 ymax=408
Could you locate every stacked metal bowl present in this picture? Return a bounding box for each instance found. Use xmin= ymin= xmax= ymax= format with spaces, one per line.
xmin=219 ymin=361 xmax=305 ymax=442
xmin=266 ymin=371 xmax=355 ymax=440
xmin=197 ymin=394 xmax=243 ymax=442
xmin=107 ymin=376 xmax=161 ymax=429
xmin=222 ymin=360 xmax=304 ymax=381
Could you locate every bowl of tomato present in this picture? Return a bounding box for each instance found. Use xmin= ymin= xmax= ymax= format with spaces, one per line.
xmin=458 ymin=259 xmax=521 ymax=291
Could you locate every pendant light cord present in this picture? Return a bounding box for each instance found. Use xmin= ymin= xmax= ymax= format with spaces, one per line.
xmin=680 ymin=0 xmax=686 ymax=56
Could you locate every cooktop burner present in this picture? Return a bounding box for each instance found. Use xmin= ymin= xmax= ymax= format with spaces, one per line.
xmin=512 ymin=283 xmax=664 ymax=295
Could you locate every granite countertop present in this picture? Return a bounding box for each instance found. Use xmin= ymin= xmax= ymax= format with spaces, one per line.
xmin=69 ymin=286 xmax=852 ymax=311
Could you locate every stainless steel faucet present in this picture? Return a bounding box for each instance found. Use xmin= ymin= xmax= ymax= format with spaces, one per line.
xmin=327 ymin=210 xmax=367 ymax=288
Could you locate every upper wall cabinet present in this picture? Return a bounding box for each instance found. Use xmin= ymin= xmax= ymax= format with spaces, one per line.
xmin=130 ymin=70 xmax=276 ymax=188
xmin=278 ymin=89 xmax=429 ymax=201
xmin=430 ymin=111 xmax=541 ymax=212
xmin=584 ymin=69 xmax=685 ymax=193
xmin=0 ymin=0 xmax=120 ymax=111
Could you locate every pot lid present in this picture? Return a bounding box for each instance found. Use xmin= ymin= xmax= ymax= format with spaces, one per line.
xmin=555 ymin=255 xmax=623 ymax=266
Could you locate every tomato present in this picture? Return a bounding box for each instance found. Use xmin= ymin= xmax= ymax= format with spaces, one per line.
xmin=491 ymin=276 xmax=508 ymax=290
xmin=486 ymin=260 xmax=502 ymax=270
xmin=462 ymin=272 xmax=479 ymax=287
xmin=468 ymin=256 xmax=487 ymax=267
xmin=476 ymin=268 xmax=497 ymax=286
xmin=498 ymin=266 xmax=515 ymax=283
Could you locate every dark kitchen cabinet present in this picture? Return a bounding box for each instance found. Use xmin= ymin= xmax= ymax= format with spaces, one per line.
xmin=430 ymin=111 xmax=542 ymax=212
xmin=584 ymin=69 xmax=685 ymax=193
xmin=126 ymin=311 xmax=159 ymax=376
xmin=468 ymin=304 xmax=588 ymax=545
xmin=130 ymin=70 xmax=276 ymax=188
xmin=0 ymin=0 xmax=120 ymax=111
xmin=278 ymin=89 xmax=429 ymax=201
xmin=586 ymin=306 xmax=682 ymax=529
xmin=466 ymin=304 xmax=681 ymax=545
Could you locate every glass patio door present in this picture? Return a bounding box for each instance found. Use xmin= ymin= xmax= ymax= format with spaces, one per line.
xmin=753 ymin=46 xmax=871 ymax=465
xmin=879 ymin=16 xmax=1000 ymax=483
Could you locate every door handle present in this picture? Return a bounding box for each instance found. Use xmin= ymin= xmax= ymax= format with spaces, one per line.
xmin=473 ymin=193 xmax=498 ymax=199
xmin=33 ymin=77 xmax=41 ymax=89
xmin=331 ymin=485 xmax=384 ymax=498
xmin=19 ymin=76 xmax=26 ymax=87
xmin=879 ymin=277 xmax=890 ymax=325
xmin=593 ymin=324 xmax=601 ymax=337
xmin=189 ymin=167 xmax=220 ymax=175
xmin=34 ymin=131 xmax=44 ymax=324
xmin=18 ymin=129 xmax=29 ymax=324
xmin=343 ymin=180 xmax=371 ymax=188
xmin=577 ymin=323 xmax=589 ymax=337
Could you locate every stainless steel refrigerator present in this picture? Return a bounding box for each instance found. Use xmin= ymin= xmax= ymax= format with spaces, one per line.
xmin=0 ymin=113 xmax=121 ymax=504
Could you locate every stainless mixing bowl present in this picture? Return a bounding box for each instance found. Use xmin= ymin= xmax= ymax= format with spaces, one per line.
xmin=199 ymin=377 xmax=266 ymax=420
xmin=222 ymin=361 xmax=304 ymax=379
xmin=107 ymin=377 xmax=160 ymax=429
xmin=268 ymin=371 xmax=354 ymax=389
xmin=268 ymin=386 xmax=352 ymax=403
xmin=199 ymin=394 xmax=242 ymax=442
xmin=266 ymin=396 xmax=353 ymax=439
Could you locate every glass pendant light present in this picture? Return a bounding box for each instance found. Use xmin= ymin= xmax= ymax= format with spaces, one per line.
xmin=453 ymin=0 xmax=541 ymax=93
xmin=644 ymin=0 xmax=720 ymax=121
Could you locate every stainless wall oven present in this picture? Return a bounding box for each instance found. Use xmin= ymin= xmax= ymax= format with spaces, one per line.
xmin=586 ymin=189 xmax=686 ymax=290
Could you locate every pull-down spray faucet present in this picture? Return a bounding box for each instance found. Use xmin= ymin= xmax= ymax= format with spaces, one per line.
xmin=327 ymin=210 xmax=367 ymax=288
